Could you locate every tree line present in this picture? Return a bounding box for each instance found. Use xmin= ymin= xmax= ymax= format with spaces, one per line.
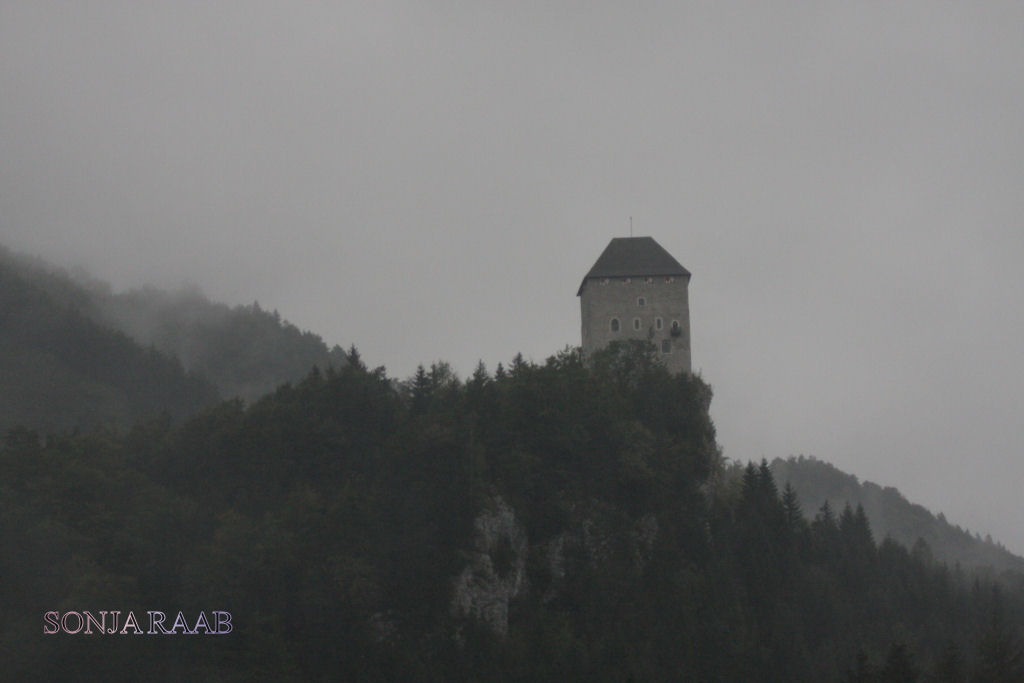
xmin=2 ymin=341 xmax=1022 ymax=680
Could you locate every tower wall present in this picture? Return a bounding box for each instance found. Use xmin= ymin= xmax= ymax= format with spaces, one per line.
xmin=580 ymin=275 xmax=691 ymax=374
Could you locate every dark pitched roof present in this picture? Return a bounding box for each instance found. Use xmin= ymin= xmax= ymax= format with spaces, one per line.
xmin=577 ymin=237 xmax=690 ymax=295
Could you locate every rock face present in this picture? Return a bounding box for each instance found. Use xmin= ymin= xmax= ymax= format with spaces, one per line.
xmin=451 ymin=497 xmax=528 ymax=637
xmin=452 ymin=497 xmax=663 ymax=638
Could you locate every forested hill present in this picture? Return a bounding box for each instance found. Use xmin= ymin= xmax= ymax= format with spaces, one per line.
xmin=771 ymin=455 xmax=1024 ymax=576
xmin=0 ymin=249 xmax=219 ymax=432
xmin=5 ymin=341 xmax=1024 ymax=681
xmin=96 ymin=286 xmax=348 ymax=402
xmin=0 ymin=245 xmax=348 ymax=430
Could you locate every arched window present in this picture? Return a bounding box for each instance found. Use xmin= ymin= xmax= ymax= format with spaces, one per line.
xmin=637 ymin=297 xmax=646 ymax=307
xmin=655 ymin=317 xmax=663 ymax=330
xmin=610 ymin=318 xmax=620 ymax=332
xmin=633 ymin=318 xmax=641 ymax=331
xmin=670 ymin=320 xmax=681 ymax=337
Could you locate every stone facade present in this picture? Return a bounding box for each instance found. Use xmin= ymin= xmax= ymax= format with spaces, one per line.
xmin=578 ymin=237 xmax=691 ymax=374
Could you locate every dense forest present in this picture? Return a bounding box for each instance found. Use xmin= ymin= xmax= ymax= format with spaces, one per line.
xmin=771 ymin=456 xmax=1024 ymax=577
xmin=4 ymin=340 xmax=1024 ymax=681
xmin=0 ymin=245 xmax=347 ymax=431
xmin=96 ymin=286 xmax=348 ymax=401
xmin=0 ymin=249 xmax=219 ymax=431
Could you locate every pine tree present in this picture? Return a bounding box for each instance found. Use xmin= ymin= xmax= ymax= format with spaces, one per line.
xmin=346 ymin=344 xmax=365 ymax=371
xmin=469 ymin=360 xmax=489 ymax=389
xmin=411 ymin=364 xmax=431 ymax=414
xmin=781 ymin=482 xmax=805 ymax=533
xmin=758 ymin=458 xmax=778 ymax=501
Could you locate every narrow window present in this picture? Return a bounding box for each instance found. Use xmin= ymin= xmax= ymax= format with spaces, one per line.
xmin=633 ymin=318 xmax=641 ymax=331
xmin=662 ymin=339 xmax=672 ymax=353
xmin=610 ymin=318 xmax=620 ymax=332
xmin=670 ymin=320 xmax=681 ymax=337
xmin=637 ymin=297 xmax=646 ymax=307
xmin=655 ymin=317 xmax=663 ymax=330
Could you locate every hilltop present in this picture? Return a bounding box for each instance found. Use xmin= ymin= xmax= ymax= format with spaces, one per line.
xmin=4 ymin=245 xmax=1024 ymax=679
xmin=4 ymin=341 xmax=1024 ymax=680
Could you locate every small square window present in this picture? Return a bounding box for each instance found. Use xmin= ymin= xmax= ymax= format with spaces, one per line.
xmin=637 ymin=297 xmax=646 ymax=307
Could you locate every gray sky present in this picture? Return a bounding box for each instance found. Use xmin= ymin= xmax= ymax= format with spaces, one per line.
xmin=4 ymin=2 xmax=1024 ymax=552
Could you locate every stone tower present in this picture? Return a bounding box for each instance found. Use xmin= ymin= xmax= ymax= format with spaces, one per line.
xmin=577 ymin=236 xmax=691 ymax=374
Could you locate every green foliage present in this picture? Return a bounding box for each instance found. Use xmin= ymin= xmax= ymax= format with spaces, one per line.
xmin=0 ymin=244 xmax=350 ymax=434
xmin=98 ymin=287 xmax=349 ymax=402
xmin=772 ymin=455 xmax=1024 ymax=575
xmin=0 ymin=249 xmax=220 ymax=432
xmin=3 ymin=337 xmax=1024 ymax=680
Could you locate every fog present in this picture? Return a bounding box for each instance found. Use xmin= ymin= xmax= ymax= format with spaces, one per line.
xmin=3 ymin=2 xmax=1024 ymax=552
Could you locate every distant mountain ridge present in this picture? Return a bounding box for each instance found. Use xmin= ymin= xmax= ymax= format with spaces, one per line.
xmin=96 ymin=286 xmax=348 ymax=402
xmin=0 ymin=244 xmax=348 ymax=431
xmin=0 ymin=246 xmax=219 ymax=431
xmin=771 ymin=455 xmax=1024 ymax=575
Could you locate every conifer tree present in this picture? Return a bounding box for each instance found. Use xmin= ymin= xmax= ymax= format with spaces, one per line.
xmin=411 ymin=364 xmax=431 ymax=414
xmin=781 ymin=482 xmax=805 ymax=533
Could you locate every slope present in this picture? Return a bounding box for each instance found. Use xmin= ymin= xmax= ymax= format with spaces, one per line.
xmin=97 ymin=286 xmax=348 ymax=402
xmin=771 ymin=455 xmax=1024 ymax=575
xmin=5 ymin=342 xmax=1024 ymax=681
xmin=0 ymin=244 xmax=350 ymax=430
xmin=0 ymin=247 xmax=220 ymax=432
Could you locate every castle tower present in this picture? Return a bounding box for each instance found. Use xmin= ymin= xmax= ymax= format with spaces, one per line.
xmin=577 ymin=236 xmax=691 ymax=373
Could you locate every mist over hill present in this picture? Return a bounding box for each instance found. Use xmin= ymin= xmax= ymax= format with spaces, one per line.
xmin=0 ymin=244 xmax=347 ymax=431
xmin=96 ymin=286 xmax=348 ymax=402
xmin=0 ymin=246 xmax=219 ymax=431
xmin=770 ymin=455 xmax=1024 ymax=577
